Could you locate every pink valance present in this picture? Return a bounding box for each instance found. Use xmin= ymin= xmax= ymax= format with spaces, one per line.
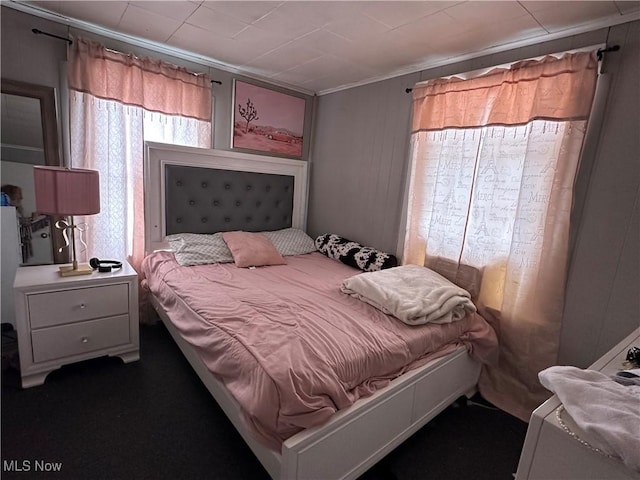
xmin=67 ymin=37 xmax=212 ymax=122
xmin=411 ymin=51 xmax=597 ymax=132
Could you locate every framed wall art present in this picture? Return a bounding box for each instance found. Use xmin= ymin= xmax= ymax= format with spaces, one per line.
xmin=232 ymin=79 xmax=305 ymax=159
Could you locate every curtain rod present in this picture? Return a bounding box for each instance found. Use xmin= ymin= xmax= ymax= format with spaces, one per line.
xmin=31 ymin=28 xmax=222 ymax=85
xmin=32 ymin=28 xmax=223 ymax=84
xmin=596 ymin=44 xmax=619 ymax=61
xmin=32 ymin=28 xmax=72 ymax=44
xmin=405 ymin=45 xmax=620 ymax=93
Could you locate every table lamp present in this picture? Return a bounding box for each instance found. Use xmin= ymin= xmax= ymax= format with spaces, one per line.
xmin=33 ymin=166 xmax=100 ymax=276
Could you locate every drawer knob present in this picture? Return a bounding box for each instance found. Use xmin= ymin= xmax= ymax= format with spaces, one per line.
xmin=81 ymin=337 xmax=89 ymax=344
xmin=79 ymin=303 xmax=86 ymax=309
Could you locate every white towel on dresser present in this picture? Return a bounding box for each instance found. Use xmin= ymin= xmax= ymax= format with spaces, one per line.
xmin=340 ymin=264 xmax=476 ymax=325
xmin=539 ymin=366 xmax=640 ymax=472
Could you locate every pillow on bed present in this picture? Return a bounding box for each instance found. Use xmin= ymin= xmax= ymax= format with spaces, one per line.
xmin=165 ymin=232 xmax=234 ymax=266
xmin=315 ymin=233 xmax=398 ymax=272
xmin=222 ymin=231 xmax=286 ymax=268
xmin=261 ymin=228 xmax=316 ymax=256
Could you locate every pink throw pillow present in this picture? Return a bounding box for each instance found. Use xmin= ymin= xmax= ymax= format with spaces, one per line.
xmin=222 ymin=231 xmax=286 ymax=268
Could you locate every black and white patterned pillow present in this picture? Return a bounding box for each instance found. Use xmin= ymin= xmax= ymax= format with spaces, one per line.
xmin=315 ymin=234 xmax=398 ymax=272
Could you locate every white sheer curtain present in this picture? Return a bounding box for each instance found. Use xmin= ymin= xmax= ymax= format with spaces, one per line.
xmin=403 ymin=52 xmax=598 ymax=420
xmin=67 ymin=36 xmax=212 ymax=280
xmin=69 ymin=92 xmax=211 ymax=268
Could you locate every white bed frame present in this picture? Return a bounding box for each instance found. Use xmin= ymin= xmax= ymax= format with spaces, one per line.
xmin=143 ymin=142 xmax=482 ymax=480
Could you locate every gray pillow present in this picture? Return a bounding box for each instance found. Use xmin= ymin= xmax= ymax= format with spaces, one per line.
xmin=166 ymin=228 xmax=315 ymax=266
xmin=165 ymin=233 xmax=234 ymax=266
xmin=262 ymin=228 xmax=316 ymax=256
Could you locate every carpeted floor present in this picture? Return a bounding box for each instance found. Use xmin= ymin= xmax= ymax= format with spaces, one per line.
xmin=1 ymin=322 xmax=528 ymax=479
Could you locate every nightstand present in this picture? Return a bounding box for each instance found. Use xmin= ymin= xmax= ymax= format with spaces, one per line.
xmin=13 ymin=262 xmax=140 ymax=388
xmin=516 ymin=327 xmax=640 ymax=480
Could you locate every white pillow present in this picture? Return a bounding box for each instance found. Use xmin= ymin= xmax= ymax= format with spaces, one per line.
xmin=165 ymin=232 xmax=234 ymax=266
xmin=262 ymin=228 xmax=316 ymax=256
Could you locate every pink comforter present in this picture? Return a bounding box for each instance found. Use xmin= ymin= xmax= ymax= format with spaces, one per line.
xmin=142 ymin=251 xmax=497 ymax=449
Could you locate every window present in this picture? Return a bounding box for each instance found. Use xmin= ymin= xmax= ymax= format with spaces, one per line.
xmin=403 ymin=51 xmax=598 ymax=420
xmin=67 ymin=37 xmax=212 ymax=270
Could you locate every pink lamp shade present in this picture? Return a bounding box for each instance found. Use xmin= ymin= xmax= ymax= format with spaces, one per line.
xmin=34 ymin=166 xmax=100 ymax=216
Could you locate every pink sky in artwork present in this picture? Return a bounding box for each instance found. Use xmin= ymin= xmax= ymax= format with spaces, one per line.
xmin=235 ymin=81 xmax=305 ymax=136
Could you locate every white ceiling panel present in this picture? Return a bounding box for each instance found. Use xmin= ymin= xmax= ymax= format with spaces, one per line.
xmin=324 ymin=12 xmax=390 ymax=41
xmin=362 ymin=1 xmax=458 ymax=29
xmin=246 ymin=40 xmax=325 ymax=73
xmin=251 ymin=3 xmax=329 ymax=41
xmin=198 ymin=1 xmax=280 ymax=24
xmin=185 ymin=4 xmax=250 ymax=38
xmin=519 ymin=1 xmax=622 ymax=32
xmin=118 ymin=4 xmax=185 ymax=43
xmin=168 ymin=22 xmax=241 ymax=64
xmin=14 ymin=0 xmax=640 ymax=95
xmin=294 ymin=29 xmax=353 ymax=57
xmin=28 ymin=0 xmax=128 ymax=30
xmin=233 ymin=26 xmax=292 ymax=61
xmin=443 ymin=1 xmax=529 ymax=25
xmin=129 ymin=1 xmax=199 ymax=23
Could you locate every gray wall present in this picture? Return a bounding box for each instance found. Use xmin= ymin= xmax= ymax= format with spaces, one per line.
xmin=560 ymin=21 xmax=640 ymax=366
xmin=309 ymin=22 xmax=639 ymax=367
xmin=307 ymin=73 xmax=418 ymax=254
xmin=0 ymin=8 xmax=68 ymax=91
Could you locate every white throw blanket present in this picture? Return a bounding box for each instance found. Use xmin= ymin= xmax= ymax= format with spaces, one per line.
xmin=539 ymin=366 xmax=640 ymax=472
xmin=340 ymin=264 xmax=476 ymax=326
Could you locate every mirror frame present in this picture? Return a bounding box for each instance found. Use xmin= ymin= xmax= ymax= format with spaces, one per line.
xmin=1 ymin=78 xmax=68 ymax=264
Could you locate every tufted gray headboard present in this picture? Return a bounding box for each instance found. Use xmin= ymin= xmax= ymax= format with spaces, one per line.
xmin=165 ymin=165 xmax=294 ymax=235
xmin=144 ymin=142 xmax=308 ymax=254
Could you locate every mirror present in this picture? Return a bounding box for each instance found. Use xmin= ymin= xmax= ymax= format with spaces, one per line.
xmin=1 ymin=78 xmax=67 ymax=264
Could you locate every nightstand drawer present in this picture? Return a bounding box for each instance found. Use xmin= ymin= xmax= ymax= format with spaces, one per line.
xmin=28 ymin=284 xmax=129 ymax=329
xmin=31 ymin=314 xmax=130 ymax=363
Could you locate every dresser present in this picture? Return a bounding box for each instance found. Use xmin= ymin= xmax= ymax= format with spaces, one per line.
xmin=516 ymin=327 xmax=640 ymax=480
xmin=13 ymin=262 xmax=140 ymax=388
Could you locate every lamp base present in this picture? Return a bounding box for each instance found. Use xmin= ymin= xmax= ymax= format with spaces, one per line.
xmin=59 ymin=264 xmax=93 ymax=277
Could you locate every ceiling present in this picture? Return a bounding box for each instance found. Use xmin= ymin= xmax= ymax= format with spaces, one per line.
xmin=11 ymin=0 xmax=640 ymax=95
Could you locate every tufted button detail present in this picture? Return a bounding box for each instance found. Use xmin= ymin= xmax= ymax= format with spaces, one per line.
xmin=246 ymin=185 xmax=252 ymax=191
xmin=176 ymin=180 xmax=183 ymax=186
xmin=284 ymin=185 xmax=290 ymax=192
xmin=189 ymin=200 xmax=195 ymax=205
xmin=213 ymin=200 xmax=220 ymax=206
xmin=275 ymin=200 xmax=280 ymax=207
xmin=176 ymin=217 xmax=183 ymax=223
xmin=256 ymin=201 xmax=261 ymax=207
xmin=246 ymin=216 xmax=252 ymax=222
xmin=224 ymin=216 xmax=230 ymax=223
xmin=225 ymin=183 xmax=231 ymax=190
xmin=201 ymin=217 xmax=208 ymax=223
xmin=201 ymin=182 xmax=208 ymax=188
xmin=235 ymin=200 xmax=241 ymax=206
xmin=265 ymin=216 xmax=270 ymax=221
xmin=266 ymin=185 xmax=271 ymax=192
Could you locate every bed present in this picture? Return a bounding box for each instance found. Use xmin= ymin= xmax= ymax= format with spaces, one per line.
xmin=142 ymin=142 xmax=497 ymax=480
